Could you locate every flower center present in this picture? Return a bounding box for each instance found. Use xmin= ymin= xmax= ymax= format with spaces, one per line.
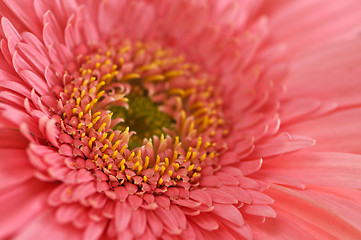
xmin=57 ymin=40 xmax=228 ymax=196
xmin=110 ymin=89 xmax=174 ymax=150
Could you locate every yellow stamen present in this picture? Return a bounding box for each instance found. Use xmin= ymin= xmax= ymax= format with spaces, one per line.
xmin=137 ymin=150 xmax=142 ymax=159
xmin=168 ymin=88 xmax=185 ymax=97
xmin=155 ymin=155 xmax=160 ymax=165
xmin=112 ymin=140 xmax=121 ymax=151
xmin=99 ymin=133 xmax=108 ymax=143
xmin=143 ymin=156 xmax=149 ymax=169
xmin=145 ymin=74 xmax=165 ymax=82
xmin=101 ymin=144 xmax=108 ymax=152
xmin=164 ymin=70 xmax=183 ymax=79
xmin=96 ymin=90 xmax=105 ymax=100
xmin=196 ymin=137 xmax=202 ymax=150
xmin=190 ymin=101 xmax=204 ymax=110
xmin=78 ymin=111 xmax=84 ymax=120
xmin=122 ymin=73 xmax=140 ymax=82
xmin=112 ymin=150 xmax=118 ymax=159
xmin=91 ymin=116 xmax=100 ymax=125
xmin=96 ymin=81 xmax=105 ymax=91
xmin=108 ymin=132 xmax=115 ymax=142
xmin=185 ymin=147 xmax=192 ymax=161
xmin=173 ymin=163 xmax=180 ymax=171
xmin=161 ymin=166 xmax=166 ymax=175
xmin=89 ymin=137 xmax=96 ymax=148
xmin=193 ymin=107 xmax=208 ymax=117
xmin=98 ymin=123 xmax=107 ymax=133
xmin=85 ymin=103 xmax=91 ymax=113
xmin=119 ymin=144 xmax=127 ymax=155
xmin=174 ymin=136 xmax=179 ymax=148
xmin=200 ymin=153 xmax=207 ymax=162
xmin=191 ymin=152 xmax=197 ymax=161
xmin=188 ymin=164 xmax=195 ymax=172
xmin=137 ymin=165 xmax=143 ymax=174
xmin=87 ymin=123 xmax=93 ymax=130
xmin=127 ymin=152 xmax=135 ymax=161
xmin=133 ymin=161 xmax=140 ymax=170
xmin=82 ymin=79 xmax=89 ymax=86
xmin=172 ymin=151 xmax=178 ymax=161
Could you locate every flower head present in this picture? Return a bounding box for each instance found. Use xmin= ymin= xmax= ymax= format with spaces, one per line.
xmin=1 ymin=0 xmax=361 ymax=239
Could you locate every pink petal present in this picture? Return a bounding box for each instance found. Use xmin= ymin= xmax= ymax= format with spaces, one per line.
xmin=206 ymin=188 xmax=238 ymax=204
xmin=0 ymin=180 xmax=49 ymax=238
xmin=250 ymin=133 xmax=315 ymax=158
xmin=154 ymin=206 xmax=181 ymax=235
xmin=170 ymin=205 xmax=187 ymax=230
xmin=1 ymin=17 xmax=21 ymax=54
xmin=237 ymin=158 xmax=262 ymax=176
xmin=115 ymin=201 xmax=132 ymax=232
xmin=13 ymin=209 xmax=82 ymax=240
xmin=284 ymin=38 xmax=361 ymax=107
xmin=18 ymin=69 xmax=48 ymax=95
xmin=0 ymin=128 xmax=28 ymax=148
xmin=191 ymin=213 xmax=219 ymax=231
xmin=0 ymin=149 xmax=33 ymax=190
xmin=265 ymin=0 xmax=361 ymax=55
xmin=130 ymin=208 xmax=147 ymax=237
xmin=243 ymin=204 xmax=277 ymax=218
xmin=84 ymin=219 xmax=108 ymax=240
xmin=55 ymin=203 xmax=83 ymax=224
xmin=147 ymin=210 xmax=163 ymax=237
xmin=283 ymin=107 xmax=361 ymax=154
xmin=261 ymin=152 xmax=361 ymax=188
xmin=212 ymin=203 xmax=244 ymax=227
xmin=265 ymin=185 xmax=361 ymax=239
xmin=189 ymin=189 xmax=212 ymax=207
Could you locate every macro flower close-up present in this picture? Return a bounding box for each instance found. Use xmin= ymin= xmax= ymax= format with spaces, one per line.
xmin=1 ymin=0 xmax=361 ymax=239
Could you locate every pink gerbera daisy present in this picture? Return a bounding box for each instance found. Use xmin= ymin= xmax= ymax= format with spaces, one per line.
xmin=1 ymin=0 xmax=361 ymax=239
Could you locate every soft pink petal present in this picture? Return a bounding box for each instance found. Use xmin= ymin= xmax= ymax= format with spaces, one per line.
xmin=0 ymin=180 xmax=49 ymax=239
xmin=13 ymin=209 xmax=82 ymax=240
xmin=130 ymin=208 xmax=147 ymax=237
xmin=191 ymin=213 xmax=219 ymax=231
xmin=264 ymin=0 xmax=361 ymax=55
xmin=115 ymin=201 xmax=132 ymax=233
xmin=250 ymin=133 xmax=315 ymax=158
xmin=284 ymin=107 xmax=361 ymax=154
xmin=84 ymin=219 xmax=108 ymax=240
xmin=0 ymin=148 xmax=33 ymax=190
xmin=259 ymin=152 xmax=361 ymax=188
xmin=283 ymin=38 xmax=361 ymax=107
xmin=0 ymin=128 xmax=28 ymax=148
xmin=263 ymin=185 xmax=361 ymax=239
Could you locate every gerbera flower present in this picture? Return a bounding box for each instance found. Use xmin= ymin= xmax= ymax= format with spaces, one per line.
xmin=1 ymin=0 xmax=361 ymax=239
